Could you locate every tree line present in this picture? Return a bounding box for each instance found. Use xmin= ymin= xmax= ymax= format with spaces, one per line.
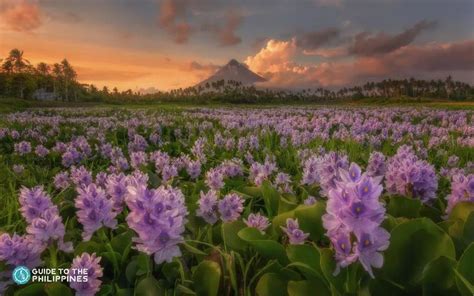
xmin=0 ymin=48 xmax=473 ymax=104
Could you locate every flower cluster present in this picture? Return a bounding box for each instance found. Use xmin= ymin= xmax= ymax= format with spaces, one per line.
xmin=385 ymin=145 xmax=438 ymax=203
xmin=281 ymin=218 xmax=309 ymax=245
xmin=196 ymin=190 xmax=219 ymax=224
xmin=322 ymin=163 xmax=389 ymax=278
xmin=0 ymin=233 xmax=43 ymax=268
xmin=126 ymin=180 xmax=188 ymax=264
xmin=244 ymin=213 xmax=270 ymax=233
xmin=445 ymin=173 xmax=474 ymax=215
xmin=70 ymin=253 xmax=103 ymax=296
xmin=75 ymin=184 xmax=118 ymax=240
xmin=217 ymin=193 xmax=244 ymax=222
xmin=19 ymin=186 xmax=72 ymax=252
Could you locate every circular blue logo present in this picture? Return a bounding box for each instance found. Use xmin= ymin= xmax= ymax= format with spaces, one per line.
xmin=12 ymin=266 xmax=31 ymax=285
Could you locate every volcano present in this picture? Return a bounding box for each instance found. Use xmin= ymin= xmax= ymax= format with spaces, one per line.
xmin=197 ymin=59 xmax=266 ymax=87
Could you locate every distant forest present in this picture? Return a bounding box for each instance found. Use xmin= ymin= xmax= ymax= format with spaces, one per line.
xmin=1 ymin=48 xmax=473 ymax=104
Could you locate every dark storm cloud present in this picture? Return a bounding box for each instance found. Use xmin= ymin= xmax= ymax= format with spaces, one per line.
xmin=295 ymin=27 xmax=340 ymax=50
xmin=349 ymin=20 xmax=437 ymax=56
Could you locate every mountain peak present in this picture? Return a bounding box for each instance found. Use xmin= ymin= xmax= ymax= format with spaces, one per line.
xmin=227 ymin=59 xmax=240 ymax=66
xmin=196 ymin=59 xmax=266 ymax=87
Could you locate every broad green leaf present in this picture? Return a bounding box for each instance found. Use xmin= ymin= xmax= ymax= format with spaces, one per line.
xmin=238 ymin=227 xmax=289 ymax=265
xmin=387 ymin=196 xmax=421 ymax=218
xmin=421 ymin=256 xmax=457 ymax=295
xmin=456 ymin=243 xmax=474 ymax=296
xmin=192 ymin=260 xmax=221 ymax=296
xmin=380 ymin=218 xmax=456 ymax=288
xmin=261 ymin=181 xmax=280 ymax=217
xmin=222 ymin=220 xmax=247 ymax=252
xmin=294 ymin=203 xmax=326 ymax=241
xmin=44 ymin=283 xmax=73 ymax=296
xmin=286 ymin=244 xmax=326 ymax=283
xmin=14 ymin=284 xmax=45 ymax=296
xmin=449 ymin=202 xmax=474 ymax=222
xmin=135 ymin=276 xmax=165 ymax=296
xmin=287 ymin=280 xmax=330 ymax=296
xmin=255 ymin=273 xmax=288 ymax=296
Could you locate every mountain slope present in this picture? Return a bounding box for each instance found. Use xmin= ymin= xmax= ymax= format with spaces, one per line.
xmin=197 ymin=59 xmax=266 ymax=87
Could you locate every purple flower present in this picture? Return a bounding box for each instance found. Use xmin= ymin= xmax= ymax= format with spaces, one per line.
xmin=71 ymin=166 xmax=93 ymax=188
xmin=26 ymin=207 xmax=73 ymax=253
xmin=244 ymin=213 xmax=270 ymax=233
xmin=75 ymin=184 xmax=117 ymax=241
xmin=0 ymin=233 xmax=43 ymax=268
xmin=19 ymin=186 xmax=54 ymax=223
xmin=54 ymin=171 xmax=71 ymax=190
xmin=70 ymin=253 xmax=103 ymax=296
xmin=385 ymin=145 xmax=437 ymax=203
xmin=14 ymin=141 xmax=31 ymax=155
xmin=322 ymin=162 xmax=389 ymax=278
xmin=366 ymin=151 xmax=386 ymax=178
xmin=34 ymin=145 xmax=49 ymax=158
xmin=196 ymin=190 xmax=219 ymax=224
xmin=125 ymin=181 xmax=188 ymax=264
xmin=206 ymin=168 xmax=225 ymax=190
xmin=281 ymin=218 xmax=309 ymax=245
xmin=13 ymin=164 xmax=24 ymax=174
xmin=304 ymin=196 xmax=317 ymax=205
xmin=130 ymin=151 xmax=148 ymax=169
xmin=445 ymin=173 xmax=474 ymax=215
xmin=105 ymin=173 xmax=128 ymax=212
xmin=162 ymin=164 xmax=178 ymax=183
xmin=185 ymin=159 xmax=201 ymax=179
xmin=218 ymin=193 xmax=244 ymax=222
xmin=95 ymin=172 xmax=108 ymax=188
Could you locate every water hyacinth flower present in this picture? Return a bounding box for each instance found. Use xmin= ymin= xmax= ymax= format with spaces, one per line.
xmin=206 ymin=168 xmax=225 ymax=190
xmin=70 ymin=253 xmax=103 ymax=296
xmin=218 ymin=193 xmax=244 ymax=222
xmin=26 ymin=207 xmax=73 ymax=252
xmin=54 ymin=171 xmax=71 ymax=190
xmin=35 ymin=145 xmax=49 ymax=158
xmin=244 ymin=213 xmax=270 ymax=233
xmin=130 ymin=151 xmax=148 ymax=169
xmin=14 ymin=141 xmax=31 ymax=155
xmin=366 ymin=151 xmax=386 ymax=178
xmin=445 ymin=173 xmax=474 ymax=215
xmin=281 ymin=218 xmax=309 ymax=245
xmin=105 ymin=173 xmax=128 ymax=211
xmin=322 ymin=162 xmax=389 ymax=278
xmin=303 ymin=196 xmax=317 ymax=205
xmin=19 ymin=186 xmax=55 ymax=223
xmin=385 ymin=145 xmax=438 ymax=203
xmin=12 ymin=164 xmax=24 ymax=174
xmin=70 ymin=166 xmax=93 ymax=188
xmin=162 ymin=164 xmax=178 ymax=183
xmin=196 ymin=190 xmax=219 ymax=224
xmin=274 ymin=172 xmax=293 ymax=193
xmin=0 ymin=233 xmax=43 ymax=268
xmin=75 ymin=184 xmax=118 ymax=241
xmin=125 ymin=181 xmax=188 ymax=264
xmin=185 ymin=159 xmax=201 ymax=179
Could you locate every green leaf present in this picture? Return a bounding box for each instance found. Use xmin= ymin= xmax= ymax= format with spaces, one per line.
xmin=449 ymin=202 xmax=474 ymax=222
xmin=462 ymin=212 xmax=474 ymax=243
xmin=261 ymin=181 xmax=280 ymax=217
xmin=110 ymin=230 xmax=133 ymax=255
xmin=387 ymin=196 xmax=421 ymax=218
xmin=182 ymin=242 xmax=208 ymax=256
xmin=221 ymin=220 xmax=247 ymax=252
xmin=192 ymin=260 xmax=221 ymax=296
xmin=14 ymin=284 xmax=45 ymax=296
xmin=319 ymin=248 xmax=348 ymax=295
xmin=255 ymin=273 xmax=288 ymax=296
xmin=287 ymin=280 xmax=330 ymax=296
xmin=135 ymin=276 xmax=165 ymax=296
xmin=456 ymin=243 xmax=474 ymax=296
xmin=421 ymin=256 xmax=457 ymax=295
xmin=380 ymin=218 xmax=456 ymax=288
xmin=44 ymin=283 xmax=73 ymax=296
xmin=286 ymin=244 xmax=325 ymax=283
xmin=239 ymin=186 xmax=261 ymax=198
xmin=74 ymin=241 xmax=104 ymax=256
xmin=238 ymin=227 xmax=289 ymax=265
xmin=294 ymin=203 xmax=326 ymax=242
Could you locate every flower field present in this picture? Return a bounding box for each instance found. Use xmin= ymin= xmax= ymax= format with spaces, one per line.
xmin=0 ymin=106 xmax=473 ymax=296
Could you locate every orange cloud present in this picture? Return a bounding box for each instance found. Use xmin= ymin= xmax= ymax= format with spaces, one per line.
xmin=245 ymin=38 xmax=474 ymax=88
xmin=0 ymin=0 xmax=42 ymax=32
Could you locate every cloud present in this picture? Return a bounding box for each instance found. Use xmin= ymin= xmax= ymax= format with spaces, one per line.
xmin=200 ymin=9 xmax=243 ymax=46
xmin=314 ymin=0 xmax=344 ymax=7
xmin=158 ymin=0 xmax=193 ymax=43
xmin=76 ymin=66 xmax=151 ymax=82
xmin=295 ymin=28 xmax=340 ymax=50
xmin=0 ymin=0 xmax=42 ymax=32
xmin=245 ymin=38 xmax=474 ymax=88
xmin=349 ymin=20 xmax=437 ymax=56
xmin=302 ymin=46 xmax=347 ymax=58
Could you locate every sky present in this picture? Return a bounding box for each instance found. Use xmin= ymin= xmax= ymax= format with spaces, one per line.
xmin=1 ymin=0 xmax=473 ymax=91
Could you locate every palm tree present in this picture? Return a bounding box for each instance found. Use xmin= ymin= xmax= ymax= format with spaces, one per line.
xmin=61 ymin=59 xmax=77 ymax=101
